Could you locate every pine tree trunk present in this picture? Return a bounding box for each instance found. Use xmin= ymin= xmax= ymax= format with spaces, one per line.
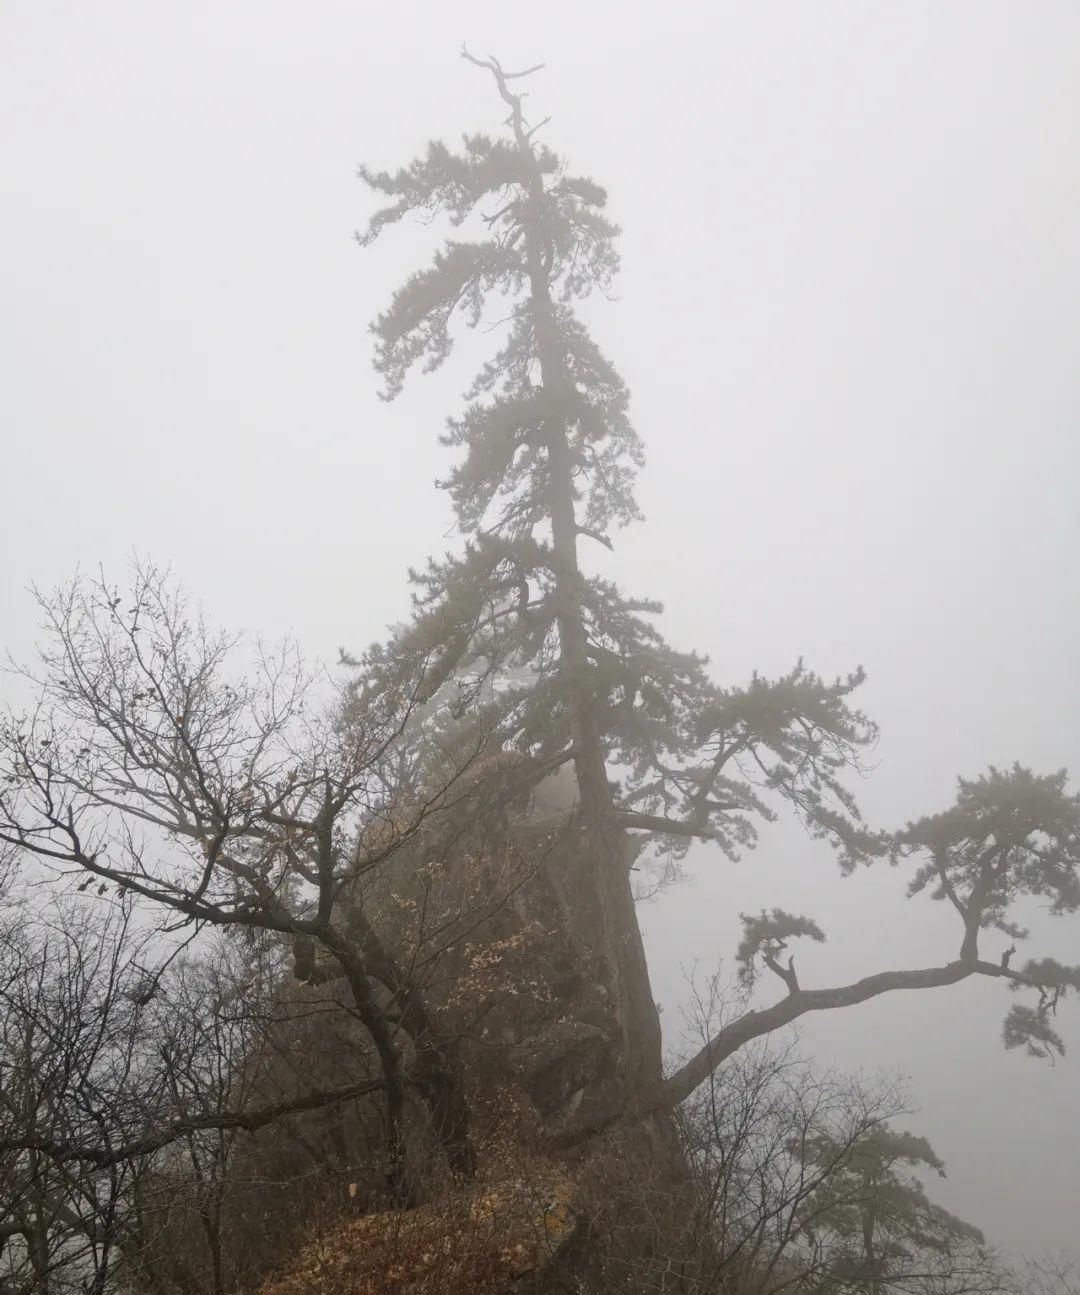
xmin=513 ymin=97 xmax=664 ymax=1115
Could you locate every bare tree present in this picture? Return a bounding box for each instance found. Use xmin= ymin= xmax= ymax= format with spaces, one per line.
xmin=0 ymin=898 xmax=172 ymax=1293
xmin=0 ymin=565 xmax=492 ymax=1197
xmin=606 ymin=978 xmax=1010 ymax=1295
xmin=1020 ymin=1256 xmax=1080 ymax=1295
xmin=677 ymin=1032 xmax=905 ymax=1292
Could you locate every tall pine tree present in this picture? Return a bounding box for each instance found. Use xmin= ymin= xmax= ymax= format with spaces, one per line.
xmin=356 ymin=53 xmax=1080 ymax=1141
xmin=356 ymin=52 xmax=887 ymax=1118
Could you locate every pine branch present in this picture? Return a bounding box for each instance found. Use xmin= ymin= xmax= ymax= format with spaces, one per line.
xmin=575 ymin=524 xmax=614 ymax=551
xmin=614 ymin=810 xmax=717 ymax=840
xmin=552 ymin=956 xmax=1049 ymax=1147
xmin=662 ymin=956 xmax=1041 ymax=1111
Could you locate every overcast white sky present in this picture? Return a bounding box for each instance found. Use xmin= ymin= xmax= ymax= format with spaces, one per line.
xmin=2 ymin=0 xmax=1079 ymax=1258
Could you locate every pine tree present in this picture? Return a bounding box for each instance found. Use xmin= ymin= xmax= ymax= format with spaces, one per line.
xmin=795 ymin=1126 xmax=997 ymax=1295
xmin=355 ymin=54 xmax=1080 ymax=1143
xmin=4 ymin=52 xmax=1080 ymax=1292
xmin=356 ymin=51 xmax=886 ymax=1121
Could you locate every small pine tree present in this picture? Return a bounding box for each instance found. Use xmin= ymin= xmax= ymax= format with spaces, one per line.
xmin=795 ymin=1126 xmax=995 ymax=1295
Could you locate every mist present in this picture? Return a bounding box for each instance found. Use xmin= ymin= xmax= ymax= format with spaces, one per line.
xmin=2 ymin=0 xmax=1078 ymax=1273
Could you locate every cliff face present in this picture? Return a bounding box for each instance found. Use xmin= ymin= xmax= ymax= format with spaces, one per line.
xmin=356 ymin=756 xmax=630 ymax=1143
xmin=252 ymin=770 xmax=701 ymax=1294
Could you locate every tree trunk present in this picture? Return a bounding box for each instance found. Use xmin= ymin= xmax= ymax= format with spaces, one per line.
xmin=513 ymin=99 xmax=664 ymax=1116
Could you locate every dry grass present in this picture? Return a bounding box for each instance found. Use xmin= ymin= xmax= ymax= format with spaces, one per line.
xmin=258 ymin=1159 xmax=574 ymax=1295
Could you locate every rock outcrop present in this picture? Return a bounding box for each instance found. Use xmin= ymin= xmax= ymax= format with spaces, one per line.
xmin=258 ymin=1163 xmax=575 ymax=1295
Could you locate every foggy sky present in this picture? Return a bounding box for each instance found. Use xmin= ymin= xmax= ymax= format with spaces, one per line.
xmin=2 ymin=0 xmax=1078 ymax=1257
